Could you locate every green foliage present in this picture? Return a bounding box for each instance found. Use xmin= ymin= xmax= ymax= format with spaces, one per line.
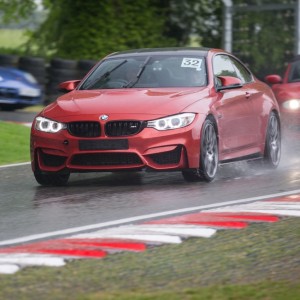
xmin=232 ymin=0 xmax=296 ymax=78
xmin=0 ymin=0 xmax=224 ymax=59
xmin=0 ymin=29 xmax=30 ymax=56
xmin=1 ymin=0 xmax=295 ymax=79
xmin=0 ymin=0 xmax=36 ymax=23
xmin=25 ymin=0 xmax=223 ymax=59
xmin=152 ymin=0 xmax=223 ymax=47
xmin=27 ymin=0 xmax=177 ymax=59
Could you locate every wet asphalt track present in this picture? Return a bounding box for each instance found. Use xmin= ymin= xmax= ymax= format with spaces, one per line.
xmin=1 ymin=110 xmax=300 ymax=245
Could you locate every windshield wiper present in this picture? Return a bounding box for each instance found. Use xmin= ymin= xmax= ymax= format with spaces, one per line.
xmin=124 ymin=56 xmax=151 ymax=88
xmin=81 ymin=59 xmax=127 ymax=89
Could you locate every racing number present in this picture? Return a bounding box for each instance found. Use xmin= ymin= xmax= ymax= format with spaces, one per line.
xmin=181 ymin=58 xmax=202 ymax=70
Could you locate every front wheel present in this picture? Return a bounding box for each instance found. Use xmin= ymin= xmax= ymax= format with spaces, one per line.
xmin=182 ymin=118 xmax=219 ymax=182
xmin=263 ymin=111 xmax=281 ymax=168
xmin=34 ymin=169 xmax=70 ymax=186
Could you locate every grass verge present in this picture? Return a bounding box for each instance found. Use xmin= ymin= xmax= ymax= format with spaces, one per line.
xmin=20 ymin=105 xmax=45 ymax=113
xmin=0 ymin=121 xmax=30 ymax=165
xmin=0 ymin=217 xmax=299 ymax=299
xmin=0 ymin=29 xmax=28 ymax=52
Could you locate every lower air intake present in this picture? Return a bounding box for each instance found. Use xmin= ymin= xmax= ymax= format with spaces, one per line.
xmin=71 ymin=153 xmax=143 ymax=166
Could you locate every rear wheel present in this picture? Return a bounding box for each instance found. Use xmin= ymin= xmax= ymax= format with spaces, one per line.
xmin=182 ymin=118 xmax=218 ymax=182
xmin=34 ymin=168 xmax=70 ymax=186
xmin=263 ymin=111 xmax=281 ymax=168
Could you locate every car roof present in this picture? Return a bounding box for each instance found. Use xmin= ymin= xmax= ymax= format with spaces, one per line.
xmin=107 ymin=47 xmax=212 ymax=59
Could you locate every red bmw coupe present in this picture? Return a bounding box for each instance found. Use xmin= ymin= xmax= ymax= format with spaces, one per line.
xmin=265 ymin=57 xmax=300 ymax=130
xmin=31 ymin=48 xmax=281 ymax=186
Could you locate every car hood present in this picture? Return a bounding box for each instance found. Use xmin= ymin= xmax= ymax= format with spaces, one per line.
xmin=274 ymin=82 xmax=300 ymax=100
xmin=42 ymin=87 xmax=209 ymax=120
xmin=0 ymin=67 xmax=18 ymax=79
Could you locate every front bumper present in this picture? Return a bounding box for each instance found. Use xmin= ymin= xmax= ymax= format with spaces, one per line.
xmin=30 ymin=119 xmax=203 ymax=173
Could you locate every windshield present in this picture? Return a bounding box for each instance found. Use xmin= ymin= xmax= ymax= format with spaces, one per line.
xmin=79 ymin=55 xmax=207 ymax=90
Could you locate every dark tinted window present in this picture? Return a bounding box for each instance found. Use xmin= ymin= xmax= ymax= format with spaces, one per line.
xmin=288 ymin=61 xmax=300 ymax=82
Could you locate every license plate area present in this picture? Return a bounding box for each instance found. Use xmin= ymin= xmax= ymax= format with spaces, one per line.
xmin=79 ymin=139 xmax=129 ymax=150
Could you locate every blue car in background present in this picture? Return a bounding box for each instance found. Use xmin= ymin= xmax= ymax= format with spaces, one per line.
xmin=0 ymin=67 xmax=42 ymax=111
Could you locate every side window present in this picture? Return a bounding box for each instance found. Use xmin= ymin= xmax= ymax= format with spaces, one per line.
xmin=213 ymin=55 xmax=237 ymax=77
xmin=230 ymin=57 xmax=253 ymax=83
xmin=289 ymin=61 xmax=300 ymax=82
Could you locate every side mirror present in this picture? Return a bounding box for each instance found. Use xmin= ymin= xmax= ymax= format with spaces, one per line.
xmin=58 ymin=80 xmax=81 ymax=92
xmin=264 ymin=74 xmax=282 ymax=84
xmin=216 ymin=76 xmax=243 ymax=91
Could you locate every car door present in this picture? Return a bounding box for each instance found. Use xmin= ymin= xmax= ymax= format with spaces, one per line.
xmin=212 ymin=54 xmax=259 ymax=160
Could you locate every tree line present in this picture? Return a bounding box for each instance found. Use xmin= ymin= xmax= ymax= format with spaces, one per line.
xmin=0 ymin=0 xmax=297 ymax=78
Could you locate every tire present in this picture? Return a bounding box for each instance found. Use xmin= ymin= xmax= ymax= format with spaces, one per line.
xmin=0 ymin=54 xmax=19 ymax=67
xmin=182 ymin=118 xmax=219 ymax=182
xmin=263 ymin=111 xmax=281 ymax=168
xmin=77 ymin=60 xmax=97 ymax=79
xmin=19 ymin=56 xmax=45 ymax=68
xmin=19 ymin=67 xmax=47 ymax=84
xmin=48 ymin=67 xmax=79 ymax=78
xmin=50 ymin=58 xmax=77 ymax=69
xmin=34 ymin=168 xmax=70 ymax=186
xmin=44 ymin=93 xmax=62 ymax=104
xmin=78 ymin=59 xmax=97 ymax=71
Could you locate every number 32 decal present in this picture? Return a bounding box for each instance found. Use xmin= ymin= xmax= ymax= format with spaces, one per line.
xmin=181 ymin=58 xmax=202 ymax=70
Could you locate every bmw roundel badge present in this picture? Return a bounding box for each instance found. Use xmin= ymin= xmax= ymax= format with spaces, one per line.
xmin=100 ymin=114 xmax=109 ymax=121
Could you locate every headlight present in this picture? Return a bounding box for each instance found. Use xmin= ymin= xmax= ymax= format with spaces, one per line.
xmin=35 ymin=117 xmax=66 ymax=133
xmin=147 ymin=113 xmax=196 ymax=130
xmin=282 ymin=99 xmax=300 ymax=110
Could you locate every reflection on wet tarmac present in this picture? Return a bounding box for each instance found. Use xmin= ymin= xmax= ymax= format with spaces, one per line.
xmin=0 ymin=131 xmax=299 ymax=243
